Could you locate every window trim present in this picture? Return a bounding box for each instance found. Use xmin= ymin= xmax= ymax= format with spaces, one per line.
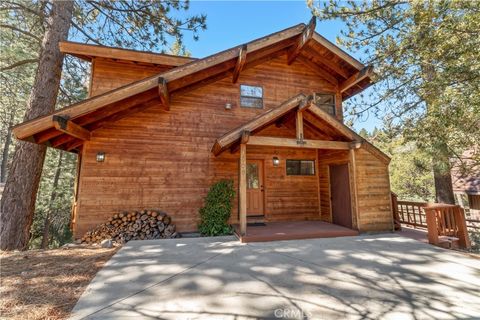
xmin=239 ymin=84 xmax=264 ymax=109
xmin=313 ymin=92 xmax=336 ymax=116
xmin=286 ymin=159 xmax=316 ymax=176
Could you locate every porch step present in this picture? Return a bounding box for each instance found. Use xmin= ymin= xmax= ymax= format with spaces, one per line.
xmin=247 ymin=216 xmax=265 ymax=224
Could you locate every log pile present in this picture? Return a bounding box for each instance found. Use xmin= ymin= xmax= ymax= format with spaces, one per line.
xmin=81 ymin=210 xmax=179 ymax=244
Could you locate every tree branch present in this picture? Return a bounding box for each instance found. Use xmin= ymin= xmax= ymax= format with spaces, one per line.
xmin=1 ymin=58 xmax=38 ymax=72
xmin=0 ymin=24 xmax=41 ymax=42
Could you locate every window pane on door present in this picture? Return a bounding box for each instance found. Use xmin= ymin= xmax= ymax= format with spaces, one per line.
xmin=247 ymin=163 xmax=259 ymax=189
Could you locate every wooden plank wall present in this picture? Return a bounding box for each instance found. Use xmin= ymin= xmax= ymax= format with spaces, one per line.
xmin=89 ymin=58 xmax=171 ymax=96
xmin=317 ymin=148 xmax=393 ymax=232
xmin=317 ymin=150 xmax=349 ymax=223
xmin=74 ymin=54 xmax=337 ymax=236
xmin=355 ymin=148 xmax=393 ymax=231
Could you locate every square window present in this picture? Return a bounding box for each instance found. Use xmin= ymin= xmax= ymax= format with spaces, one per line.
xmin=286 ymin=160 xmax=315 ymax=176
xmin=314 ymin=93 xmax=336 ymax=116
xmin=240 ymin=85 xmax=263 ymax=108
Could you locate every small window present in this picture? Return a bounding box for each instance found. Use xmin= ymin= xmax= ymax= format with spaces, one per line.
xmin=240 ymin=85 xmax=263 ymax=108
xmin=286 ymin=160 xmax=315 ymax=176
xmin=314 ymin=93 xmax=335 ymax=115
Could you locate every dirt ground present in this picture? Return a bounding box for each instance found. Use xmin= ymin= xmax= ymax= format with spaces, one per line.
xmin=0 ymin=246 xmax=118 ymax=319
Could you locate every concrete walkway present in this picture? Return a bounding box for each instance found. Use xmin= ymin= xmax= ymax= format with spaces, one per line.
xmin=70 ymin=234 xmax=480 ymax=320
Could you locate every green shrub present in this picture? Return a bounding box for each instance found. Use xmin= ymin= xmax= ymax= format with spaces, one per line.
xmin=198 ymin=179 xmax=235 ymax=236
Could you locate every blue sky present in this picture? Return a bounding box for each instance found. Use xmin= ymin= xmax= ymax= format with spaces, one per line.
xmin=179 ymin=1 xmax=381 ymax=132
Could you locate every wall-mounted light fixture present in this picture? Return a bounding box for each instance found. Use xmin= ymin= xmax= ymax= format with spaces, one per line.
xmin=225 ymin=103 xmax=232 ymax=110
xmin=96 ymin=152 xmax=105 ymax=162
xmin=273 ymin=156 xmax=280 ymax=167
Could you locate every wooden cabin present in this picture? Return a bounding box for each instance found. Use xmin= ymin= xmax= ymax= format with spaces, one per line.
xmin=13 ymin=19 xmax=394 ymax=241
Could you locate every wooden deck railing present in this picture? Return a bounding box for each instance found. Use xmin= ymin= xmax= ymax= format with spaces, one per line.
xmin=392 ymin=195 xmax=471 ymax=249
xmin=424 ymin=204 xmax=471 ymax=249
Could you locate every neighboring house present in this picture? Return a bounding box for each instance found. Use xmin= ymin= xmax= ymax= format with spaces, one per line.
xmin=12 ymin=19 xmax=394 ymax=239
xmin=451 ymin=148 xmax=480 ymax=217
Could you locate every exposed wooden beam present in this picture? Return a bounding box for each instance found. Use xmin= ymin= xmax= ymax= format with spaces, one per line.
xmin=340 ymin=66 xmax=373 ymax=93
xmin=297 ymin=56 xmax=339 ymax=86
xmin=296 ymin=110 xmax=304 ymax=141
xmin=302 ymin=46 xmax=351 ymax=79
xmin=212 ymin=94 xmax=306 ymax=156
xmin=247 ymin=136 xmax=351 ymax=150
xmin=241 ymin=130 xmax=250 ymax=144
xmin=312 ymin=33 xmax=364 ymax=70
xmin=158 ymin=77 xmax=170 ymax=110
xmin=52 ymin=116 xmax=90 ymax=141
xmin=287 ymin=16 xmax=316 ymax=65
xmin=65 ymin=139 xmax=84 ymax=152
xmin=239 ymin=143 xmax=247 ymax=235
xmin=232 ymin=44 xmax=247 ymax=83
xmin=298 ymin=95 xmax=313 ymax=112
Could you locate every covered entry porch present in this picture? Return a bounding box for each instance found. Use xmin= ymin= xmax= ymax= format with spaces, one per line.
xmin=212 ymin=94 xmax=390 ymax=241
xmin=233 ymin=221 xmax=359 ymax=243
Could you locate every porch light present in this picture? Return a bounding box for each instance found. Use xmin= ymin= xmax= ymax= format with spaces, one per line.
xmin=273 ymin=156 xmax=280 ymax=167
xmin=96 ymin=152 xmax=105 ymax=162
xmin=225 ymin=103 xmax=232 ymax=110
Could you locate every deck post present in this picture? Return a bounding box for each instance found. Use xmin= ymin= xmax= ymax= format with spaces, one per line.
xmin=349 ymin=148 xmax=359 ymax=229
xmin=239 ymin=143 xmax=247 ymax=235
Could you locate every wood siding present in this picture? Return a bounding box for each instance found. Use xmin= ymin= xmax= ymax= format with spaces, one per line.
xmin=74 ymin=54 xmax=336 ymax=236
xmin=317 ymin=148 xmax=393 ymax=232
xmin=355 ymin=148 xmax=393 ymax=231
xmin=89 ymin=58 xmax=171 ymax=97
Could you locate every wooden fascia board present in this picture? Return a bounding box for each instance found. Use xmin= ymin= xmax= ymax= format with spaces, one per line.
xmin=247 ymin=136 xmax=351 ymax=150
xmin=52 ymin=116 xmax=90 ymax=141
xmin=287 ymin=16 xmax=316 ymax=65
xmin=311 ymin=33 xmax=364 ymax=70
xmin=306 ymin=105 xmax=390 ymax=164
xmin=59 ymin=41 xmax=196 ymax=66
xmin=340 ymin=66 xmax=374 ymax=93
xmin=232 ymin=44 xmax=247 ymax=83
xmin=13 ymin=24 xmax=306 ymax=142
xmin=212 ymin=94 xmax=307 ymax=155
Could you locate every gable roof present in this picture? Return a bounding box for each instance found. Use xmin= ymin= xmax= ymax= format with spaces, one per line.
xmin=212 ymin=93 xmax=390 ymax=164
xmin=60 ymin=41 xmax=196 ymax=67
xmin=12 ymin=19 xmax=373 ymax=152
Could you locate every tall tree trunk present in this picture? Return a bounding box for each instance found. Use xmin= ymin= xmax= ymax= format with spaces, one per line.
xmin=0 ymin=0 xmax=74 ymax=251
xmin=41 ymin=152 xmax=63 ymax=249
xmin=432 ymin=144 xmax=455 ymax=204
xmin=1 ymin=117 xmax=13 ymax=183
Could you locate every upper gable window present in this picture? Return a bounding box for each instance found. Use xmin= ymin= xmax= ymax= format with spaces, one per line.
xmin=314 ymin=93 xmax=336 ymax=116
xmin=240 ymin=85 xmax=263 ymax=109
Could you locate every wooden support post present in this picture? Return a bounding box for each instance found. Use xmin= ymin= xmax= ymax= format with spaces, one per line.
xmin=287 ymin=16 xmax=316 ymax=65
xmin=247 ymin=136 xmax=351 ymax=150
xmin=349 ymin=148 xmax=359 ymax=230
xmin=232 ymin=44 xmax=247 ymax=83
xmin=425 ymin=208 xmax=439 ymax=246
xmin=241 ymin=130 xmax=250 ymax=144
xmin=52 ymin=116 xmax=91 ymax=141
xmin=454 ymin=207 xmax=471 ymax=249
xmin=239 ymin=143 xmax=247 ymax=235
xmin=296 ymin=110 xmax=304 ymax=143
xmin=158 ymin=77 xmax=170 ymax=110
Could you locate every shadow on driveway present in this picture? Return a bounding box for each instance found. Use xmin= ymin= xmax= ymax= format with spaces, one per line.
xmin=70 ymin=234 xmax=480 ymax=320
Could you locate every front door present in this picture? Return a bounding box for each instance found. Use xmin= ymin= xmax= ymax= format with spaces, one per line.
xmin=247 ymin=160 xmax=264 ymax=216
xmin=330 ymin=163 xmax=353 ymax=228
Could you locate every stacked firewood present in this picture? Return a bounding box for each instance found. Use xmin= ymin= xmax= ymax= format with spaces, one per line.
xmin=81 ymin=210 xmax=179 ymax=244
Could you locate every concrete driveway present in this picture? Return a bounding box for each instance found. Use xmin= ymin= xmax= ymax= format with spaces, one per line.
xmin=70 ymin=234 xmax=480 ymax=320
